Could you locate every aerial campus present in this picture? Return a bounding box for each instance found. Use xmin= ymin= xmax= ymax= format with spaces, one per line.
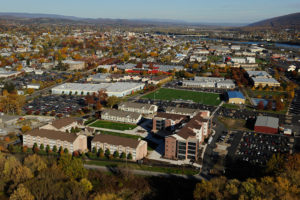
xmin=0 ymin=1 xmax=300 ymax=200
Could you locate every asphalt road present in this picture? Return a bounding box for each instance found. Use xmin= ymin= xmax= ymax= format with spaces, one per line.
xmin=84 ymin=164 xmax=205 ymax=181
xmin=201 ymin=117 xmax=227 ymax=175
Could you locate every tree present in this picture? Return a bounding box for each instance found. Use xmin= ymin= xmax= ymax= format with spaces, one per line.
xmin=64 ymin=148 xmax=69 ymax=154
xmin=22 ymin=146 xmax=28 ymax=153
xmin=45 ymin=145 xmax=50 ymax=153
xmin=275 ymin=99 xmax=284 ymax=111
xmin=194 ymin=180 xmax=213 ymax=200
xmin=192 ymin=63 xmax=199 ymax=70
xmin=120 ymin=152 xmax=126 ymax=159
xmin=105 ymin=149 xmax=110 ymax=158
xmin=79 ymin=178 xmax=93 ymax=194
xmin=95 ymin=101 xmax=102 ymax=110
xmin=39 ymin=144 xmax=44 ymax=151
xmin=106 ymin=96 xmax=120 ymax=108
xmin=266 ymin=100 xmax=273 ymax=110
xmin=98 ymin=148 xmax=104 ymax=158
xmin=113 ymin=151 xmax=119 ymax=159
xmin=94 ymin=193 xmax=123 ymax=200
xmin=27 ymin=88 xmax=35 ymax=95
xmin=97 ymin=89 xmax=108 ymax=102
xmin=127 ymin=153 xmax=133 ymax=160
xmin=10 ymin=184 xmax=34 ymax=200
xmin=58 ymin=146 xmax=63 ymax=155
xmin=266 ymin=154 xmax=285 ymax=175
xmin=257 ymin=100 xmax=265 ymax=110
xmin=53 ymin=145 xmax=57 ymax=153
xmin=58 ymin=154 xmax=87 ymax=179
xmin=24 ymin=154 xmax=47 ymax=172
xmin=92 ymin=147 xmax=97 ymax=154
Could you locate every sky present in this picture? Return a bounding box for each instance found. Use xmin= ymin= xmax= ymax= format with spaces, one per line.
xmin=0 ymin=0 xmax=299 ymax=24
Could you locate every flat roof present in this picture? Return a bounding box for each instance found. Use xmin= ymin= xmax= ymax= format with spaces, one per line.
xmin=52 ymin=82 xmax=144 ymax=93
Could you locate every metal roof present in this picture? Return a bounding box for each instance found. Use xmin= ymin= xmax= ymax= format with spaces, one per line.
xmin=227 ymin=91 xmax=245 ymax=99
xmin=255 ymin=116 xmax=279 ymax=129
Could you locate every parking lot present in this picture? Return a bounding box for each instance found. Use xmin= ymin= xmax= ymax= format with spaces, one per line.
xmin=24 ymin=95 xmax=86 ymax=116
xmin=233 ymin=132 xmax=293 ymax=166
xmin=8 ymin=71 xmax=70 ymax=90
xmin=289 ymin=89 xmax=300 ymax=115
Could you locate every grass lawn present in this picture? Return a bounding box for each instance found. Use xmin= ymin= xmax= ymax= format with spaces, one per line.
xmin=218 ymin=117 xmax=249 ymax=131
xmin=85 ymin=160 xmax=198 ymax=175
xmin=84 ymin=118 xmax=97 ymax=125
xmin=141 ymin=88 xmax=221 ymax=106
xmin=100 ymin=130 xmax=141 ymax=140
xmin=222 ymin=103 xmax=240 ymax=109
xmin=90 ymin=120 xmax=137 ymax=131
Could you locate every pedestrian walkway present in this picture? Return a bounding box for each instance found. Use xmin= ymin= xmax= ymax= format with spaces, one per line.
xmin=147 ymin=142 xmax=202 ymax=168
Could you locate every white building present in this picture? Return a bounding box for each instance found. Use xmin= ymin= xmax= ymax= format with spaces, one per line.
xmin=51 ymin=82 xmax=145 ymax=97
xmin=101 ymin=109 xmax=142 ymax=124
xmin=62 ymin=60 xmax=85 ymax=70
xmin=27 ymin=83 xmax=40 ymax=90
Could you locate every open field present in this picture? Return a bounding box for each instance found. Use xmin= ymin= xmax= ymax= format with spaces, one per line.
xmin=218 ymin=117 xmax=249 ymax=131
xmin=142 ymin=88 xmax=221 ymax=106
xmin=90 ymin=120 xmax=137 ymax=130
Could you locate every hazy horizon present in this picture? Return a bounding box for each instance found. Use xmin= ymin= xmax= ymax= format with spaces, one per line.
xmin=0 ymin=0 xmax=299 ymax=24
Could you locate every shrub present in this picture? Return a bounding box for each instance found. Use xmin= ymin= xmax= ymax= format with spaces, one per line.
xmin=105 ymin=149 xmax=110 ymax=158
xmin=120 ymin=152 xmax=126 ymax=159
xmin=113 ymin=151 xmax=119 ymax=159
xmin=127 ymin=153 xmax=133 ymax=160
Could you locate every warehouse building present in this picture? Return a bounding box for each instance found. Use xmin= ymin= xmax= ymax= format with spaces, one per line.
xmin=51 ymin=82 xmax=145 ymax=97
xmin=247 ymin=71 xmax=280 ymax=87
xmin=254 ymin=116 xmax=279 ymax=134
xmin=182 ymin=77 xmax=235 ymax=89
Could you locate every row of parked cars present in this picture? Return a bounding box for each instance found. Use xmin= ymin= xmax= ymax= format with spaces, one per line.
xmin=235 ymin=132 xmax=292 ymax=166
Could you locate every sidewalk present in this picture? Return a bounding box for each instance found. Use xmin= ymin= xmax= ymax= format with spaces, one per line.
xmin=147 ymin=142 xmax=202 ymax=168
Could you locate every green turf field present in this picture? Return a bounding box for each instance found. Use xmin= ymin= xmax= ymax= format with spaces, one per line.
xmin=142 ymin=88 xmax=221 ymax=106
xmin=90 ymin=120 xmax=137 ymax=130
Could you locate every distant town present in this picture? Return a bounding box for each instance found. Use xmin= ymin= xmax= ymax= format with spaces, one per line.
xmin=0 ymin=12 xmax=299 ymax=200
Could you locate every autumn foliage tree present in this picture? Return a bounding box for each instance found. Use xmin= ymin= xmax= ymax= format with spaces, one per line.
xmin=257 ymin=100 xmax=265 ymax=110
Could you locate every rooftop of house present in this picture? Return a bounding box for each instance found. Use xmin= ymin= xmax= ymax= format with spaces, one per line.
xmin=155 ymin=112 xmax=187 ymax=121
xmin=102 ymin=109 xmax=142 ymax=120
xmin=92 ymin=134 xmax=141 ymax=149
xmin=166 ymin=106 xmax=198 ymax=115
xmin=24 ymin=128 xmax=79 ymax=143
xmin=50 ymin=117 xmax=78 ymax=129
xmin=119 ymin=102 xmax=156 ymax=110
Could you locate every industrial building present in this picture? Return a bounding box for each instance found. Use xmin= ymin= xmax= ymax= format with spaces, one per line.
xmin=51 ymin=82 xmax=145 ymax=97
xmin=254 ymin=116 xmax=279 ymax=134
xmin=247 ymin=71 xmax=280 ymax=87
xmin=182 ymin=77 xmax=235 ymax=89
